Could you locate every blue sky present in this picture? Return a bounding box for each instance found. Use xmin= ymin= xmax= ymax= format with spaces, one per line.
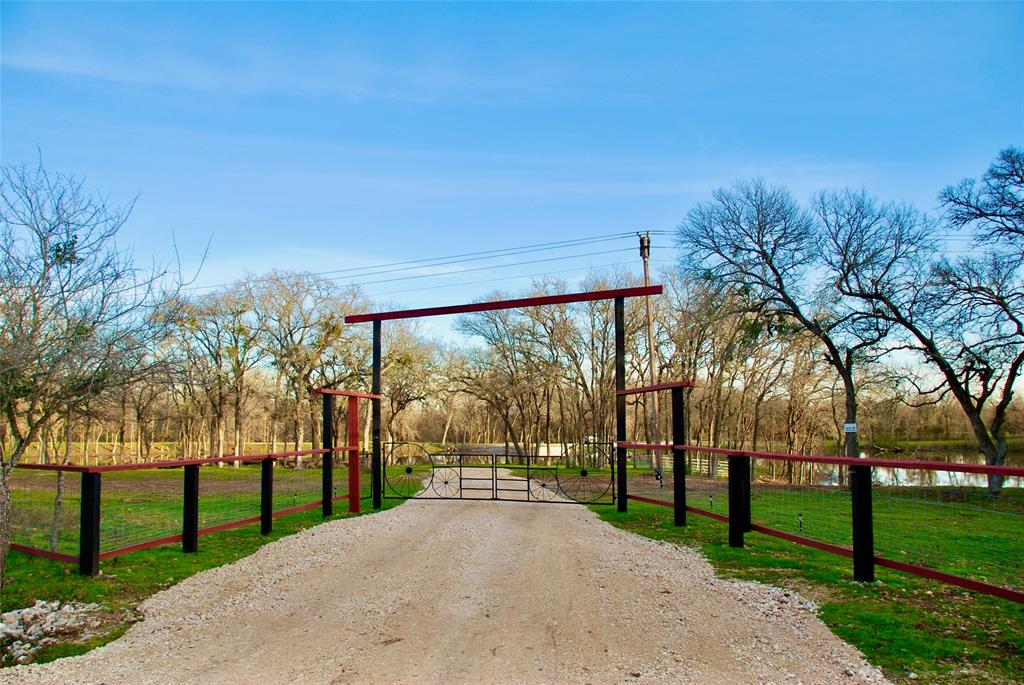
xmin=2 ymin=1 xmax=1022 ymax=312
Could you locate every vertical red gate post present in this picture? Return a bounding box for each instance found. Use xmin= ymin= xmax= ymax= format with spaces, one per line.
xmin=312 ymin=388 xmax=381 ymax=515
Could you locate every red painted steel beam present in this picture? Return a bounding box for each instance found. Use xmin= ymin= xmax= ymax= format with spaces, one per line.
xmin=99 ymin=534 xmax=184 ymax=560
xmin=618 ymin=380 xmax=696 ymax=396
xmin=874 ymin=557 xmax=1024 ymax=604
xmin=615 ymin=443 xmax=1024 ymax=477
xmin=344 ymin=285 xmax=664 ymax=323
xmin=687 ymin=505 xmax=730 ymax=523
xmin=15 ymin=447 xmax=345 ymax=474
xmin=10 ymin=543 xmax=78 ymax=564
xmin=750 ymin=524 xmax=854 ymax=558
xmin=347 ymin=395 xmax=361 ymax=514
xmin=627 ymin=494 xmax=673 ymax=507
xmin=311 ymin=388 xmax=382 ymax=399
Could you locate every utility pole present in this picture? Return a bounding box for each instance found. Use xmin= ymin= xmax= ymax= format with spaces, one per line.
xmin=639 ymin=231 xmax=662 ymax=474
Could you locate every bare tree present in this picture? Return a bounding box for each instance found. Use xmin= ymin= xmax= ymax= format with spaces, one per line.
xmin=677 ymin=180 xmax=886 ymax=460
xmin=823 ymin=176 xmax=1022 ymax=495
xmin=941 ymin=146 xmax=1024 ymax=254
xmin=250 ymin=272 xmax=368 ymax=463
xmin=0 ymin=160 xmax=178 ymax=597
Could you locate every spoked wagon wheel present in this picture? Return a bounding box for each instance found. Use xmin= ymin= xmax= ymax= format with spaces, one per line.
xmin=557 ymin=444 xmax=614 ymax=503
xmin=432 ymin=467 xmax=461 ymax=498
xmin=385 ymin=443 xmax=434 ymax=498
xmin=528 ymin=471 xmax=559 ymax=501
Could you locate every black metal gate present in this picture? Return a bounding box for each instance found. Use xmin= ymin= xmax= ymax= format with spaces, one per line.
xmin=382 ymin=443 xmax=615 ymax=505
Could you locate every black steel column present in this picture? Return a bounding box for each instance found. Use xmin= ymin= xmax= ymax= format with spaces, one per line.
xmin=322 ymin=393 xmax=334 ymax=517
xmin=851 ymin=464 xmax=875 ymax=582
xmin=78 ymin=472 xmax=101 ymax=576
xmin=727 ymin=455 xmax=746 ymax=548
xmin=615 ymin=296 xmax=627 ymax=513
xmin=743 ymin=457 xmax=753 ymax=532
xmin=261 ymin=458 xmax=273 ymax=535
xmin=183 ymin=465 xmax=199 ymax=553
xmin=671 ymin=386 xmax=686 ymax=526
xmin=371 ymin=320 xmax=382 ymax=509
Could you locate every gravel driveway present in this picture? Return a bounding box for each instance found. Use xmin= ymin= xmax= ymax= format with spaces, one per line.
xmin=2 ymin=499 xmax=888 ymax=684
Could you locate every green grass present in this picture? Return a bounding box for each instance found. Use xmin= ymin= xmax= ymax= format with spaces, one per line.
xmin=595 ymin=500 xmax=1024 ymax=685
xmin=3 ymin=478 xmax=400 ymax=665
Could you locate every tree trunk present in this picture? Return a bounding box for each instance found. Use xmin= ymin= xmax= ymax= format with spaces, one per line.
xmin=841 ymin=373 xmax=859 ymax=460
xmin=0 ymin=475 xmax=12 ymax=600
xmin=49 ymin=413 xmax=74 ymax=552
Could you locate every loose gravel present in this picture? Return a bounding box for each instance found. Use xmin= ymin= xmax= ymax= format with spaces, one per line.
xmin=1 ymin=499 xmax=889 ymax=684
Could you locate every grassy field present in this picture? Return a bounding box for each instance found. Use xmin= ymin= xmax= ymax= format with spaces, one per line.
xmin=596 ymin=500 xmax=1024 ymax=685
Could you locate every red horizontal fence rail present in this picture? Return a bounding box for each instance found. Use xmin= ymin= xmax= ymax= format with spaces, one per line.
xmin=11 ymin=389 xmax=374 ymax=575
xmin=16 ymin=447 xmax=336 ymax=474
xmin=616 ymin=441 xmax=1024 ymax=604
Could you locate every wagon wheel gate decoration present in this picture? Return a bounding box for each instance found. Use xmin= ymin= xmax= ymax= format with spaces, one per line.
xmin=432 ymin=466 xmax=461 ymax=498
xmin=528 ymin=469 xmax=559 ymax=501
xmin=384 ymin=442 xmax=434 ymax=498
xmin=556 ymin=443 xmax=614 ymax=504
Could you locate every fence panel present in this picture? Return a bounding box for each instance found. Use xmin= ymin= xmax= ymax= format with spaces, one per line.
xmin=101 ymin=468 xmax=184 ymax=555
xmin=750 ymin=460 xmax=853 ymax=550
xmin=197 ymin=463 xmax=263 ymax=533
xmin=9 ymin=469 xmax=80 ymax=560
xmin=872 ymin=469 xmax=1023 ymax=594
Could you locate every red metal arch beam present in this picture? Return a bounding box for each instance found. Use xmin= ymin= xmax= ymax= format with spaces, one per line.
xmin=343 ymin=285 xmax=663 ymax=323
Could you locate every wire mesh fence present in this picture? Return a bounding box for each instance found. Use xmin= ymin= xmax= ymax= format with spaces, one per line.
xmin=9 ymin=469 xmax=80 ymax=558
xmin=750 ymin=459 xmax=853 ymax=549
xmin=620 ymin=440 xmax=1024 ymax=602
xmin=625 ymin=452 xmax=730 ymax=515
xmin=871 ymin=468 xmax=1024 ymax=593
xmin=101 ymin=468 xmax=184 ymax=553
xmin=8 ymin=446 xmax=359 ymax=570
xmin=197 ymin=463 xmax=263 ymax=532
xmin=273 ymin=463 xmax=326 ymax=513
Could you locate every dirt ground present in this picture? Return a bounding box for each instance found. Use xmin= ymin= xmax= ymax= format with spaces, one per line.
xmin=2 ymin=496 xmax=888 ymax=685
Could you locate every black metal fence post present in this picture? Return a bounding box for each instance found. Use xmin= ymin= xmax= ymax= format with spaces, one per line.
xmin=727 ymin=455 xmax=747 ymax=548
xmin=671 ymin=386 xmax=686 ymax=526
xmin=78 ymin=471 xmax=101 ymax=576
xmin=851 ymin=464 xmax=875 ymax=581
xmin=183 ymin=465 xmax=199 ymax=553
xmin=746 ymin=457 xmax=754 ymax=532
xmin=322 ymin=393 xmax=334 ymax=517
xmin=371 ymin=320 xmax=383 ymax=510
xmin=261 ymin=458 xmax=274 ymax=535
xmin=614 ymin=296 xmax=627 ymax=513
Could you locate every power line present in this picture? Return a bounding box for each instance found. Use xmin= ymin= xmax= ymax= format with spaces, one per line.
xmin=365 ymin=260 xmax=637 ymax=298
xmin=185 ymin=231 xmax=638 ymax=292
xmin=363 ymin=257 xmax=677 ymax=300
xmin=346 ymin=246 xmax=661 ymax=288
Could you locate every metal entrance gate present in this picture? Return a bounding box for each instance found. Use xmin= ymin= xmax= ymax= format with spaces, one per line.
xmin=383 ymin=443 xmax=615 ymax=505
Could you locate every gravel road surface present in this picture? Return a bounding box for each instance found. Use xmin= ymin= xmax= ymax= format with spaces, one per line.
xmin=2 ymin=499 xmax=888 ymax=684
